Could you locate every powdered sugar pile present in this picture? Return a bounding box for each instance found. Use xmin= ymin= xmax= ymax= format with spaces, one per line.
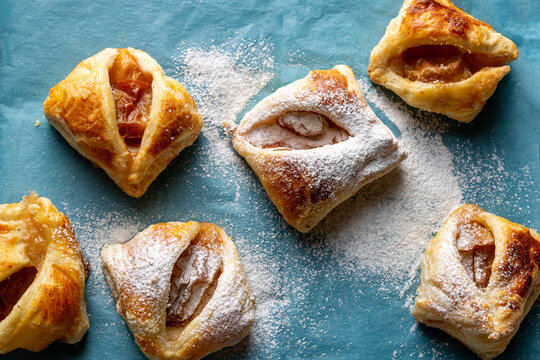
xmin=61 ymin=204 xmax=144 ymax=298
xmin=173 ymin=41 xmax=274 ymax=169
xmin=221 ymin=237 xmax=292 ymax=357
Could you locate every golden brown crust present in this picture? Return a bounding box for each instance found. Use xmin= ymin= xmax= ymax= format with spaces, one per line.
xmin=232 ymin=65 xmax=407 ymax=232
xmin=44 ymin=48 xmax=204 ymax=197
xmin=0 ymin=193 xmax=89 ymax=354
xmin=414 ymin=204 xmax=540 ymax=359
xmin=403 ymin=0 xmax=489 ymax=38
xmin=368 ymin=0 xmax=518 ymax=122
xmin=101 ymin=221 xmax=254 ymax=360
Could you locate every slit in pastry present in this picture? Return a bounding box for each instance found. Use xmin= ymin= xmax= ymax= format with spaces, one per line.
xmin=243 ymin=111 xmax=350 ymax=150
xmin=0 ymin=193 xmax=89 ymax=354
xmin=455 ymin=207 xmax=496 ymax=289
xmin=232 ymin=65 xmax=407 ymax=232
xmin=101 ymin=221 xmax=254 ymax=360
xmin=414 ymin=204 xmax=540 ymax=360
xmin=109 ymin=49 xmax=153 ymax=153
xmin=44 ymin=48 xmax=204 ymax=197
xmin=368 ymin=0 xmax=519 ymax=122
xmin=0 ymin=267 xmax=37 ymax=322
xmin=166 ymin=245 xmax=222 ymax=326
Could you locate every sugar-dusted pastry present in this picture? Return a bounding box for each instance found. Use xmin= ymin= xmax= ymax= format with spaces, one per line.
xmin=232 ymin=65 xmax=407 ymax=232
xmin=414 ymin=204 xmax=540 ymax=359
xmin=101 ymin=221 xmax=254 ymax=360
xmin=44 ymin=48 xmax=204 ymax=197
xmin=368 ymin=0 xmax=519 ymax=122
xmin=0 ymin=193 xmax=89 ymax=354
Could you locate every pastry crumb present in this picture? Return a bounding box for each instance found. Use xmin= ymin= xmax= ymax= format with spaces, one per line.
xmin=35 ymin=120 xmax=41 ymax=127
xmin=222 ymin=120 xmax=237 ymax=135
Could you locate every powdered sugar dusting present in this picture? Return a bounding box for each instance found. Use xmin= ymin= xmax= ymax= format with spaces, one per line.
xmin=233 ymin=238 xmax=292 ymax=356
xmin=454 ymin=151 xmax=537 ymax=230
xmin=105 ymin=227 xmax=183 ymax=303
xmin=62 ymin=204 xmax=144 ymax=298
xmin=173 ymin=41 xmax=275 ymax=169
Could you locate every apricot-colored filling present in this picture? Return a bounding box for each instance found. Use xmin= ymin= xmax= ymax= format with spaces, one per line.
xmin=0 ymin=267 xmax=38 ymax=322
xmin=109 ymin=50 xmax=153 ymax=151
xmin=393 ymin=45 xmax=509 ymax=83
xmin=456 ymin=212 xmax=495 ymax=289
xmin=243 ymin=111 xmax=350 ymax=150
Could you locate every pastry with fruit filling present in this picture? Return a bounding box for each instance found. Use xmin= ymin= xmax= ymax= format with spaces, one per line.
xmin=44 ymin=48 xmax=203 ymax=197
xmin=0 ymin=193 xmax=89 ymax=354
xmin=368 ymin=0 xmax=518 ymax=122
xmin=101 ymin=221 xmax=254 ymax=360
xmin=414 ymin=204 xmax=540 ymax=360
xmin=232 ymin=65 xmax=407 ymax=232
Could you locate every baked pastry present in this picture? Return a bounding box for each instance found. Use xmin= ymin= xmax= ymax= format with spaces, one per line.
xmin=368 ymin=0 xmax=519 ymax=122
xmin=0 ymin=193 xmax=89 ymax=354
xmin=232 ymin=65 xmax=407 ymax=232
xmin=101 ymin=221 xmax=254 ymax=360
xmin=414 ymin=204 xmax=540 ymax=359
xmin=44 ymin=48 xmax=204 ymax=197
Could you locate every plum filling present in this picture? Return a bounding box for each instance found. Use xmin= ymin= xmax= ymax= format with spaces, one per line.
xmin=456 ymin=214 xmax=495 ymax=289
xmin=166 ymin=245 xmax=222 ymax=326
xmin=243 ymin=111 xmax=350 ymax=150
xmin=0 ymin=267 xmax=38 ymax=322
xmin=392 ymin=45 xmax=510 ymax=83
xmin=109 ymin=50 xmax=153 ymax=152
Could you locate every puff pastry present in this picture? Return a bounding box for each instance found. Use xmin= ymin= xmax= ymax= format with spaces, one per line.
xmin=44 ymin=48 xmax=204 ymax=197
xmin=368 ymin=0 xmax=519 ymax=122
xmin=101 ymin=221 xmax=254 ymax=360
xmin=414 ymin=204 xmax=540 ymax=359
xmin=0 ymin=193 xmax=89 ymax=354
xmin=232 ymin=65 xmax=407 ymax=232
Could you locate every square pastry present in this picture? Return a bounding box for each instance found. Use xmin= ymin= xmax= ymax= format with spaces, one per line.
xmin=368 ymin=0 xmax=518 ymax=122
xmin=232 ymin=65 xmax=407 ymax=232
xmin=414 ymin=204 xmax=540 ymax=359
xmin=101 ymin=221 xmax=254 ymax=360
xmin=44 ymin=48 xmax=203 ymax=197
xmin=0 ymin=193 xmax=89 ymax=354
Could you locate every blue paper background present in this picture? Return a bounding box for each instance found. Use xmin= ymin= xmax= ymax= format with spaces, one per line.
xmin=0 ymin=0 xmax=538 ymax=359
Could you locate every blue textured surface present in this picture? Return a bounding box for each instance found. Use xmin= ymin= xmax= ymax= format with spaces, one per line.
xmin=0 ymin=0 xmax=538 ymax=359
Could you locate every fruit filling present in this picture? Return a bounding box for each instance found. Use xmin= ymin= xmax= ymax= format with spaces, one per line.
xmin=109 ymin=49 xmax=153 ymax=151
xmin=456 ymin=209 xmax=495 ymax=289
xmin=242 ymin=111 xmax=350 ymax=150
xmin=166 ymin=245 xmax=222 ymax=326
xmin=0 ymin=267 xmax=38 ymax=322
xmin=393 ymin=45 xmax=510 ymax=83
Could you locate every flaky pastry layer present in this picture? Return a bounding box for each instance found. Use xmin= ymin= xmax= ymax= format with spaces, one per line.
xmin=414 ymin=204 xmax=540 ymax=359
xmin=232 ymin=65 xmax=407 ymax=232
xmin=0 ymin=193 xmax=89 ymax=354
xmin=368 ymin=0 xmax=518 ymax=122
xmin=44 ymin=48 xmax=203 ymax=197
xmin=101 ymin=221 xmax=254 ymax=360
